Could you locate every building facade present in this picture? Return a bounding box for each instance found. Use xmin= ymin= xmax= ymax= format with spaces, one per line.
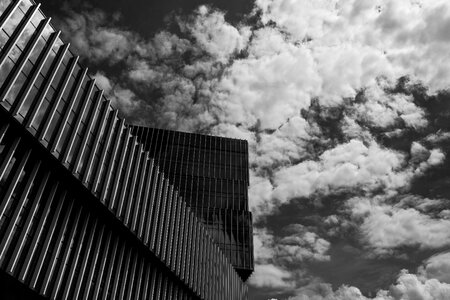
xmin=129 ymin=126 xmax=253 ymax=281
xmin=0 ymin=0 xmax=253 ymax=299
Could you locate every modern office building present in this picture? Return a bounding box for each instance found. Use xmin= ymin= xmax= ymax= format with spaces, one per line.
xmin=0 ymin=0 xmax=253 ymax=299
xmin=129 ymin=126 xmax=253 ymax=281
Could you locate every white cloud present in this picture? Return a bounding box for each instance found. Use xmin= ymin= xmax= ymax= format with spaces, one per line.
xmin=251 ymin=226 xmax=330 ymax=293
xmin=347 ymin=197 xmax=450 ymax=255
xmin=57 ymin=9 xmax=139 ymax=63
xmin=249 ymin=264 xmax=294 ymax=289
xmin=92 ymin=72 xmax=141 ymax=117
xmin=427 ymin=149 xmax=445 ymax=166
xmin=253 ymin=225 xmax=330 ymax=265
xmin=180 ymin=5 xmax=251 ymax=62
xmin=413 ymin=147 xmax=445 ymax=175
xmin=410 ymin=142 xmax=428 ymax=161
xmin=418 ymin=252 xmax=450 ymax=284
xmin=272 ymin=139 xmax=407 ymax=203
xmin=253 ymin=228 xmax=276 ymax=262
xmin=276 ymin=224 xmax=331 ymax=263
xmin=255 ymin=0 xmax=450 ymax=98
xmin=390 ymin=270 xmax=450 ymax=300
xmin=288 ymin=284 xmax=381 ymax=300
xmin=425 ymin=131 xmax=450 ymax=145
xmin=249 ymin=173 xmax=276 ymax=220
xmin=352 ymin=81 xmax=428 ymax=130
xmin=286 ymin=268 xmax=450 ymax=300
xmin=213 ymin=33 xmax=320 ymax=129
xmin=253 ymin=116 xmax=311 ymax=169
xmin=255 ymin=0 xmax=338 ymax=41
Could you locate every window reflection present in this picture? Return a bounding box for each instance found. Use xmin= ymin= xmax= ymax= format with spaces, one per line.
xmin=28 ymin=37 xmax=45 ymax=63
xmin=16 ymin=16 xmax=36 ymax=50
xmin=17 ymin=84 xmax=38 ymax=118
xmin=0 ymin=57 xmax=14 ymax=90
xmin=0 ymin=30 xmax=8 ymax=50
xmin=18 ymin=0 xmax=33 ymax=13
xmin=3 ymin=5 xmax=24 ymax=36
xmin=5 ymin=71 xmax=26 ymax=107
xmin=29 ymin=10 xmax=44 ymax=28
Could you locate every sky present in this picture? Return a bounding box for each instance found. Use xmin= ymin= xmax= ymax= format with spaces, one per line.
xmin=36 ymin=0 xmax=450 ymax=299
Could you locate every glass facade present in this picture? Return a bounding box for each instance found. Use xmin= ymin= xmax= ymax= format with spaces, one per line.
xmin=129 ymin=126 xmax=254 ymax=280
xmin=0 ymin=1 xmax=252 ymax=299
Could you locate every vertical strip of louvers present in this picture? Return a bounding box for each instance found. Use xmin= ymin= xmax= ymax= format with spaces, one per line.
xmin=0 ymin=1 xmax=249 ymax=299
xmin=129 ymin=126 xmax=254 ymax=280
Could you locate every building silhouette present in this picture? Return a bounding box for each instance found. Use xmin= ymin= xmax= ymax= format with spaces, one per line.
xmin=0 ymin=0 xmax=253 ymax=299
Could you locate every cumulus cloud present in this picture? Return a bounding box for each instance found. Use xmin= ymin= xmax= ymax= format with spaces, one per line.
xmin=253 ymin=116 xmax=311 ymax=169
xmin=179 ymin=5 xmax=251 ymax=62
xmin=253 ymin=226 xmax=330 ymax=265
xmin=250 ymin=264 xmax=294 ymax=289
xmin=352 ymin=80 xmax=428 ymax=130
xmin=93 ymin=72 xmax=141 ymax=117
xmin=249 ymin=173 xmax=276 ymax=220
xmin=251 ymin=226 xmax=330 ymax=292
xmin=418 ymin=251 xmax=450 ymax=284
xmin=389 ymin=270 xmax=450 ymax=300
xmin=256 ymin=0 xmax=450 ymax=93
xmin=287 ymin=268 xmax=450 ymax=300
xmin=272 ymin=139 xmax=408 ymax=203
xmin=276 ymin=224 xmax=331 ymax=263
xmin=289 ymin=254 xmax=450 ymax=300
xmin=212 ymin=31 xmax=320 ymax=129
xmin=56 ymin=9 xmax=139 ymax=63
xmin=347 ymin=196 xmax=450 ymax=255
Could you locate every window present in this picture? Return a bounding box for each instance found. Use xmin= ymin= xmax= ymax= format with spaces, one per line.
xmin=5 ymin=70 xmax=27 ymax=108
xmin=3 ymin=5 xmax=25 ymax=36
xmin=16 ymin=19 xmax=37 ymax=51
xmin=0 ymin=29 xmax=9 ymax=51
xmin=29 ymin=10 xmax=44 ymax=29
xmin=0 ymin=55 xmax=13 ymax=88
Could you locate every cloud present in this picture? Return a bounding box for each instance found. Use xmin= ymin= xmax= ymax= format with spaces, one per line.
xmin=179 ymin=5 xmax=251 ymax=62
xmin=286 ymin=268 xmax=450 ymax=300
xmin=272 ymin=139 xmax=408 ymax=203
xmin=251 ymin=225 xmax=330 ymax=294
xmin=351 ymin=80 xmax=428 ymax=130
xmin=212 ymin=27 xmax=321 ymax=130
xmin=249 ymin=264 xmax=294 ymax=289
xmin=92 ymin=72 xmax=141 ymax=117
xmin=288 ymin=283 xmax=378 ymax=300
xmin=347 ymin=196 xmax=450 ymax=255
xmin=249 ymin=173 xmax=276 ymax=220
xmin=253 ymin=116 xmax=311 ymax=169
xmin=255 ymin=0 xmax=338 ymax=41
xmin=56 ymin=9 xmax=139 ymax=64
xmin=389 ymin=270 xmax=450 ymax=300
xmin=253 ymin=226 xmax=330 ymax=265
xmin=418 ymin=251 xmax=450 ymax=284
xmin=276 ymin=224 xmax=331 ymax=263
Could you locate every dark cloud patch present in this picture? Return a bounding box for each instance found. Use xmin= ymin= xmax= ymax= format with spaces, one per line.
xmin=40 ymin=0 xmax=254 ymax=36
